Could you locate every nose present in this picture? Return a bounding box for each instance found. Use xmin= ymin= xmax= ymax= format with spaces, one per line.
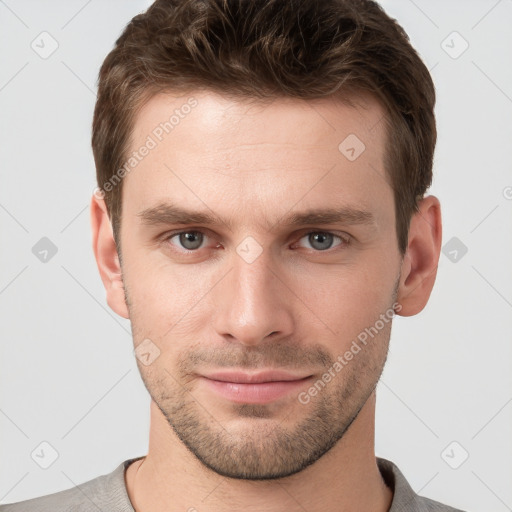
xmin=212 ymin=246 xmax=295 ymax=346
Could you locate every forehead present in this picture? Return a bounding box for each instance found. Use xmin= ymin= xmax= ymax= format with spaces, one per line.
xmin=122 ymin=89 xmax=392 ymax=225
xmin=131 ymin=89 xmax=387 ymax=153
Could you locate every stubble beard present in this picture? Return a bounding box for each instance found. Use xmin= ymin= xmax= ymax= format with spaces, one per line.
xmin=125 ymin=274 xmax=397 ymax=481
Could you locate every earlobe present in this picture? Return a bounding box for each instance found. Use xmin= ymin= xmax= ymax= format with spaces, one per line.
xmin=90 ymin=194 xmax=130 ymax=319
xmin=396 ymin=195 xmax=442 ymax=317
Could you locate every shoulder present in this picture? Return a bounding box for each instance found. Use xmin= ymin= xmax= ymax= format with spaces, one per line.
xmin=0 ymin=458 xmax=140 ymax=512
xmin=377 ymin=457 xmax=467 ymax=512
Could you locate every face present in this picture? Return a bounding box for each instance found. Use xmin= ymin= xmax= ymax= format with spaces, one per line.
xmin=113 ymin=91 xmax=403 ymax=479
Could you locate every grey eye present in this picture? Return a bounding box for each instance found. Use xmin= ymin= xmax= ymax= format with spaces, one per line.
xmin=296 ymin=231 xmax=345 ymax=251
xmin=308 ymin=232 xmax=334 ymax=251
xmin=178 ymin=231 xmax=204 ymax=250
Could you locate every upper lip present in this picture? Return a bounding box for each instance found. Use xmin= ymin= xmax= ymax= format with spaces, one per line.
xmin=202 ymin=370 xmax=312 ymax=384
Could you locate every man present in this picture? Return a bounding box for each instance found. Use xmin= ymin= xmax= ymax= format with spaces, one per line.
xmin=1 ymin=0 xmax=466 ymax=510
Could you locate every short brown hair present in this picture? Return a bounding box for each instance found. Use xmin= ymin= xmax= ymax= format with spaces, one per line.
xmin=92 ymin=0 xmax=436 ymax=255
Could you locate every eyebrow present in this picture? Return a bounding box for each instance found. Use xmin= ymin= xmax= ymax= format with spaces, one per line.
xmin=137 ymin=202 xmax=375 ymax=231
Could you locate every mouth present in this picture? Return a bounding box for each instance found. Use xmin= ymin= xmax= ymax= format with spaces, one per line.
xmin=199 ymin=370 xmax=313 ymax=404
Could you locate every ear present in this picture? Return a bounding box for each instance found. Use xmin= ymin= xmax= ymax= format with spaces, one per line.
xmin=90 ymin=193 xmax=129 ymax=319
xmin=396 ymin=195 xmax=442 ymax=317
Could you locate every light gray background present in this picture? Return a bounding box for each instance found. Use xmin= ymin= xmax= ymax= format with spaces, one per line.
xmin=1 ymin=1 xmax=511 ymax=510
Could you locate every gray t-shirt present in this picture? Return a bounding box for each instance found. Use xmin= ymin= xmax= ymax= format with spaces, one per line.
xmin=0 ymin=456 xmax=466 ymax=511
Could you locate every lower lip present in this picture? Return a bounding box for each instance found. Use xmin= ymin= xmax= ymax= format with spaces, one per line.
xmin=201 ymin=377 xmax=312 ymax=404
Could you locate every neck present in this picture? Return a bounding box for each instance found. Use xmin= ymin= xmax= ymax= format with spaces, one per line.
xmin=125 ymin=392 xmax=392 ymax=512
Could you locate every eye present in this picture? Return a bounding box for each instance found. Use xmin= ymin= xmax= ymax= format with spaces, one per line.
xmin=296 ymin=231 xmax=348 ymax=251
xmin=167 ymin=231 xmax=209 ymax=251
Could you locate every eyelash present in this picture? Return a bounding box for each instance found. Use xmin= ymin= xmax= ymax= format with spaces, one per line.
xmin=161 ymin=229 xmax=351 ymax=254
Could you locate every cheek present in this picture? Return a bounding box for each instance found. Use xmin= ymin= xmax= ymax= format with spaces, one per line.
xmin=296 ymin=256 xmax=397 ymax=344
xmin=125 ymin=251 xmax=218 ymax=337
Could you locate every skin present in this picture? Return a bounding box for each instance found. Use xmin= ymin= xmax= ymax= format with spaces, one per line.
xmin=91 ymin=90 xmax=442 ymax=512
